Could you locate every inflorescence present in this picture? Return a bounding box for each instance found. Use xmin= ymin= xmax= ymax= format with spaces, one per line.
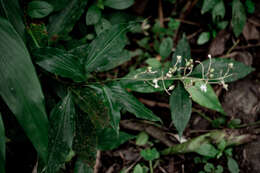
xmin=131 ymin=54 xmax=234 ymax=95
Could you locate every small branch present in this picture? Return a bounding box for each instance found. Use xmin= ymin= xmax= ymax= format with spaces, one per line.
xmin=158 ymin=0 xmax=164 ymax=27
xmin=120 ymin=119 xmax=176 ymax=147
xmin=226 ymin=39 xmax=240 ymax=55
xmin=94 ymin=150 xmax=101 ymax=173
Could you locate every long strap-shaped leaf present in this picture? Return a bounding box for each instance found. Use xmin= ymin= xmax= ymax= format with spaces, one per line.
xmin=0 ymin=113 xmax=5 ymax=173
xmin=0 ymin=0 xmax=26 ymax=41
xmin=47 ymin=91 xmax=75 ymax=173
xmin=0 ymin=17 xmax=49 ymax=162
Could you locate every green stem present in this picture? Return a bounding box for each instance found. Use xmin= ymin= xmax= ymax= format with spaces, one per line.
xmin=149 ymin=160 xmax=153 ymax=173
xmin=237 ymin=120 xmax=260 ymax=128
xmin=27 ymin=28 xmax=40 ymax=48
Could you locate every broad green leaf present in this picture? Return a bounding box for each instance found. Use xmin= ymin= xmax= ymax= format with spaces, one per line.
xmin=0 ymin=113 xmax=5 ymax=173
xmin=217 ymin=21 xmax=228 ymax=30
xmin=84 ymin=24 xmax=130 ymax=73
xmin=94 ymin=18 xmax=112 ymax=35
xmin=192 ymin=58 xmax=254 ymax=83
xmin=27 ymin=1 xmax=54 ymax=19
xmin=97 ymin=128 xmax=134 ymax=150
xmin=184 ymin=81 xmax=225 ymax=114
xmin=232 ymin=0 xmax=246 ymax=37
xmin=46 ymin=0 xmax=71 ymax=11
xmin=73 ymin=109 xmax=97 ymax=168
xmin=104 ymin=0 xmax=134 ymax=10
xmin=72 ymin=88 xmax=110 ymax=129
xmin=108 ymin=83 xmax=162 ymax=122
xmin=245 ymin=0 xmax=255 ymax=14
xmin=204 ymin=163 xmax=214 ymax=172
xmin=48 ymin=0 xmax=88 ymax=43
xmin=0 ymin=17 xmax=48 ymax=162
xmin=170 ymin=83 xmax=192 ymax=137
xmin=133 ymin=164 xmax=143 ymax=173
xmin=227 ymin=157 xmax=239 ymax=173
xmin=159 ymin=37 xmax=173 ymax=60
xmin=145 ymin=58 xmax=162 ymax=68
xmin=86 ymin=5 xmax=102 ymax=26
xmin=136 ymin=132 xmax=149 ymax=146
xmin=0 ymin=0 xmax=26 ymax=41
xmin=101 ymin=85 xmax=121 ymax=132
xmin=140 ymin=148 xmax=160 ymax=161
xmin=47 ymin=92 xmax=75 ymax=173
xmin=197 ymin=32 xmax=210 ymax=45
xmin=121 ymin=67 xmax=173 ymax=93
xmin=33 ymin=47 xmax=85 ymax=82
xmin=212 ymin=0 xmax=225 ymax=22
xmin=195 ymin=143 xmax=219 ymax=157
xmin=168 ymin=18 xmax=180 ymax=30
xmin=201 ymin=0 xmax=218 ymax=14
xmin=74 ymin=158 xmax=93 ymax=173
xmin=172 ymin=35 xmax=191 ymax=68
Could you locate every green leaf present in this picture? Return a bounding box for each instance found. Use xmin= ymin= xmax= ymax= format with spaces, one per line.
xmin=216 ymin=165 xmax=224 ymax=173
xmin=74 ymin=158 xmax=93 ymax=173
xmin=73 ymin=108 xmax=97 ymax=168
xmin=86 ymin=5 xmax=102 ymax=26
xmin=72 ymin=87 xmax=110 ymax=129
xmin=192 ymin=58 xmax=254 ymax=83
xmin=33 ymin=47 xmax=85 ymax=82
xmin=195 ymin=143 xmax=219 ymax=157
xmin=159 ymin=37 xmax=173 ymax=60
xmin=140 ymin=148 xmax=160 ymax=161
xmin=204 ymin=163 xmax=214 ymax=172
xmin=145 ymin=58 xmax=162 ymax=68
xmin=170 ymin=83 xmax=192 ymax=137
xmin=133 ymin=164 xmax=144 ymax=173
xmin=27 ymin=1 xmax=54 ymax=19
xmin=94 ymin=18 xmax=112 ymax=35
xmin=101 ymin=85 xmax=121 ymax=132
xmin=47 ymin=91 xmax=75 ymax=173
xmin=212 ymin=0 xmax=225 ymax=22
xmin=184 ymin=80 xmax=225 ymax=114
xmin=48 ymin=0 xmax=88 ymax=43
xmin=0 ymin=17 xmax=48 ymax=162
xmin=197 ymin=32 xmax=210 ymax=45
xmin=84 ymin=24 xmax=130 ymax=73
xmin=104 ymin=0 xmax=134 ymax=10
xmin=136 ymin=132 xmax=149 ymax=146
xmin=245 ymin=0 xmax=255 ymax=14
xmin=0 ymin=0 xmax=26 ymax=41
xmin=120 ymin=67 xmax=173 ymax=93
xmin=227 ymin=157 xmax=239 ymax=173
xmin=168 ymin=18 xmax=180 ymax=30
xmin=217 ymin=21 xmax=228 ymax=30
xmin=172 ymin=35 xmax=191 ymax=68
xmin=0 ymin=113 xmax=5 ymax=173
xmin=97 ymin=128 xmax=134 ymax=150
xmin=232 ymin=0 xmax=246 ymax=37
xmin=201 ymin=0 xmax=218 ymax=14
xmin=108 ymin=83 xmax=161 ymax=122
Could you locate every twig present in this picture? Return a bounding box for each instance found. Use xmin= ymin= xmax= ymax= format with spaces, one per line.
xmin=164 ymin=18 xmax=200 ymax=26
xmin=226 ymin=39 xmax=240 ymax=55
xmin=248 ymin=18 xmax=260 ymax=27
xmin=139 ymin=98 xmax=170 ymax=108
xmin=94 ymin=150 xmax=101 ymax=173
xmin=120 ymin=119 xmax=176 ymax=146
xmin=124 ymin=156 xmax=142 ymax=173
xmin=187 ymin=29 xmax=203 ymax=40
xmin=158 ymin=0 xmax=164 ymax=27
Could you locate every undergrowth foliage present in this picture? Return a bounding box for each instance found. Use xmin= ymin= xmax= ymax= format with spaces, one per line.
xmin=0 ymin=0 xmax=255 ymax=172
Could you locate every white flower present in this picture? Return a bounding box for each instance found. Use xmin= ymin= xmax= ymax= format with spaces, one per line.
xmin=166 ymin=73 xmax=172 ymax=78
xmin=153 ymin=79 xmax=160 ymax=88
xmin=168 ymin=85 xmax=175 ymax=91
xmin=177 ymin=55 xmax=182 ymax=62
xmin=200 ymin=84 xmax=207 ymax=92
xmin=228 ymin=63 xmax=234 ymax=69
xmin=208 ymin=54 xmax=212 ymax=58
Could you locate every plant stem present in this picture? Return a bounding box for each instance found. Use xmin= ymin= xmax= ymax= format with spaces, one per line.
xmin=149 ymin=160 xmax=153 ymax=173
xmin=27 ymin=28 xmax=40 ymax=48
